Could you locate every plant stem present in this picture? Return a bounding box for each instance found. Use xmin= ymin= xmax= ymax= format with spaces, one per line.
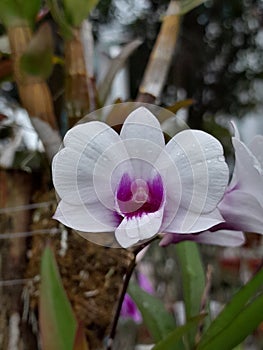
xmin=106 ymin=253 xmax=136 ymax=350
xmin=106 ymin=236 xmax=159 ymax=350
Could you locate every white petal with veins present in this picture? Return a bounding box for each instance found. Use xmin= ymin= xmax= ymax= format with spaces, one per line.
xmin=53 ymin=200 xmax=118 ymax=232
xmin=115 ymin=207 xmax=164 ymax=248
xmin=157 ymin=129 xmax=229 ymax=231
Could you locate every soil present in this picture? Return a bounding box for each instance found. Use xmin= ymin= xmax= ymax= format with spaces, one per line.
xmin=25 ymin=189 xmax=134 ymax=350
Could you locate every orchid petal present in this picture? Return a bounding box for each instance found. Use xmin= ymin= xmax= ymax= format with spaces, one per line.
xmin=121 ymin=107 xmax=165 ymax=147
xmin=193 ymin=230 xmax=245 ymax=246
xmin=52 ymin=148 xmax=85 ymax=205
xmin=53 ymin=200 xmax=119 ymax=232
xmin=249 ymin=135 xmax=263 ymax=168
xmin=162 ymin=207 xmax=224 ymax=234
xmin=52 ymin=121 xmax=131 ymax=210
xmin=230 ymin=121 xmax=241 ymax=139
xmin=219 ymin=190 xmax=263 ymax=233
xmin=157 ymin=129 xmax=229 ymax=231
xmin=160 ymin=230 xmax=245 ymax=247
xmin=115 ymin=208 xmax=163 ymax=248
xmin=120 ymin=107 xmax=165 ymax=165
xmin=229 ymin=138 xmax=263 ymax=205
xmin=63 ymin=121 xmax=119 ymax=152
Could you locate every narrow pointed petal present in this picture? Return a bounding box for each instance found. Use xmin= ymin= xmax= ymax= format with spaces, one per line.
xmin=219 ymin=190 xmax=263 ymax=234
xmin=115 ymin=208 xmax=163 ymax=248
xmin=249 ymin=135 xmax=263 ymax=168
xmin=160 ymin=230 xmax=245 ymax=247
xmin=53 ymin=200 xmax=119 ymax=232
xmin=193 ymin=230 xmax=245 ymax=246
xmin=230 ymin=121 xmax=241 ymax=139
xmin=229 ymin=138 xmax=263 ymax=205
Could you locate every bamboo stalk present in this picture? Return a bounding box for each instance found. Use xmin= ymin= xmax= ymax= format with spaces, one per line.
xmin=7 ymin=25 xmax=61 ymax=160
xmin=80 ymin=20 xmax=99 ymax=112
xmin=136 ymin=0 xmax=181 ymax=103
xmin=65 ymin=26 xmax=98 ymax=127
xmin=65 ymin=29 xmax=89 ymax=127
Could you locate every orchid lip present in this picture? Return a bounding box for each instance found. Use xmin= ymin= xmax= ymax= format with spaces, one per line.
xmin=115 ymin=172 xmax=164 ymax=219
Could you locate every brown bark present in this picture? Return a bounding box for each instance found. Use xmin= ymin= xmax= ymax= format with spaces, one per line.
xmin=0 ymin=170 xmax=37 ymax=349
xmin=65 ymin=28 xmax=99 ymax=127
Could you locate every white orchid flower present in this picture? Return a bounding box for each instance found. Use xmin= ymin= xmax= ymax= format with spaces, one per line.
xmin=52 ymin=107 xmax=229 ymax=248
xmin=161 ymin=124 xmax=263 ymax=248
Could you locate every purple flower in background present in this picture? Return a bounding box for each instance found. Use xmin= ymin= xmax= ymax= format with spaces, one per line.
xmin=160 ymin=125 xmax=263 ymax=248
xmin=121 ymin=294 xmax=142 ymax=323
xmin=121 ymin=272 xmax=154 ymax=323
xmin=52 ymin=107 xmax=229 ymax=248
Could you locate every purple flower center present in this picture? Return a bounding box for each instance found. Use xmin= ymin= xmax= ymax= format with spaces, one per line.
xmin=116 ymin=172 xmax=164 ymax=218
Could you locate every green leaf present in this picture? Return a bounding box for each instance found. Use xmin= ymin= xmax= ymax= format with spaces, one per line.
xmin=62 ymin=0 xmax=99 ymax=27
xmin=197 ymin=292 xmax=263 ymax=350
xmin=177 ymin=0 xmax=206 ymax=15
xmin=166 ymin=99 xmax=195 ymax=114
xmin=197 ymin=267 xmax=263 ymax=350
xmin=153 ymin=314 xmax=207 ymax=350
xmin=0 ymin=0 xmax=41 ymax=27
xmin=20 ymin=23 xmax=54 ymax=79
xmin=175 ymin=242 xmax=206 ymax=347
xmin=73 ymin=322 xmax=89 ymax=350
xmin=128 ymin=281 xmax=177 ymax=342
xmin=19 ymin=0 xmax=41 ymax=26
xmin=39 ymin=246 xmax=77 ymax=350
xmin=47 ymin=0 xmax=73 ymax=39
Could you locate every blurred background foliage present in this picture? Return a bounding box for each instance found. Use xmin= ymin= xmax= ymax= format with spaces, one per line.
xmin=1 ymin=0 xmax=263 ymax=150
xmin=0 ymin=1 xmax=262 ymax=116
xmin=91 ymin=0 xmax=263 ymax=128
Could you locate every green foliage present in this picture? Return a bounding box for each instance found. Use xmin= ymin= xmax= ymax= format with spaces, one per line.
xmin=0 ymin=0 xmax=41 ymax=27
xmin=128 ymin=281 xmax=177 ymax=343
xmin=153 ymin=314 xmax=207 ymax=350
xmin=46 ymin=0 xmax=73 ymax=39
xmin=20 ymin=24 xmax=54 ymax=79
xmin=62 ymin=0 xmax=99 ymax=27
xmin=197 ymin=267 xmax=263 ymax=350
xmin=178 ymin=0 xmax=206 ymax=15
xmin=39 ymin=246 xmax=77 ymax=350
xmin=47 ymin=0 xmax=99 ymax=38
xmin=166 ymin=99 xmax=195 ymax=114
xmin=175 ymin=242 xmax=206 ymax=348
